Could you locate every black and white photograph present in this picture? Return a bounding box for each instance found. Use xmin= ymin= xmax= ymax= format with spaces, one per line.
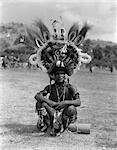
xmin=0 ymin=0 xmax=117 ymax=149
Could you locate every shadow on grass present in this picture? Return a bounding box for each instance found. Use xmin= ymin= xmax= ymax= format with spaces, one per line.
xmin=0 ymin=123 xmax=56 ymax=138
xmin=0 ymin=123 xmax=39 ymax=135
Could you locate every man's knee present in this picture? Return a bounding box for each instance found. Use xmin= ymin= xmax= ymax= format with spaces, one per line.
xmin=42 ymin=102 xmax=48 ymax=107
xmin=36 ymin=102 xmax=48 ymax=110
xmin=36 ymin=101 xmax=42 ymax=110
xmin=34 ymin=93 xmax=42 ymax=102
xmin=63 ymin=105 xmax=77 ymax=117
xmin=42 ymin=103 xmax=54 ymax=118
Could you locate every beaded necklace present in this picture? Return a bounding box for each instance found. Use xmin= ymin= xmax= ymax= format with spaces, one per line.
xmin=55 ymin=84 xmax=65 ymax=102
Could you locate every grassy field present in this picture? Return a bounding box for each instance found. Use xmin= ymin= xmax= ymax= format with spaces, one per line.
xmin=0 ymin=68 xmax=117 ymax=150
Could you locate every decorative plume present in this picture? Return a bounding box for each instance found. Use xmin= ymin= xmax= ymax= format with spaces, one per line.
xmin=31 ymin=27 xmax=45 ymax=45
xmin=75 ymin=22 xmax=91 ymax=46
xmin=34 ymin=20 xmax=50 ymax=42
xmin=13 ymin=35 xmax=23 ymax=45
xmin=79 ymin=22 xmax=91 ymax=38
xmin=14 ymin=19 xmax=92 ymax=77
xmin=26 ymin=27 xmax=38 ymax=47
xmin=13 ymin=34 xmax=36 ymax=48
xmin=67 ymin=23 xmax=79 ymax=42
xmin=14 ymin=20 xmax=50 ymax=48
xmin=26 ymin=26 xmax=47 ymax=48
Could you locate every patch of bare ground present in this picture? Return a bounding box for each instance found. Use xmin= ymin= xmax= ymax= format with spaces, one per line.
xmin=0 ymin=68 xmax=117 ymax=150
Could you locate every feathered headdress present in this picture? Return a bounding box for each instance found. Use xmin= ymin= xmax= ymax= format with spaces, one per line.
xmin=14 ymin=19 xmax=92 ymax=79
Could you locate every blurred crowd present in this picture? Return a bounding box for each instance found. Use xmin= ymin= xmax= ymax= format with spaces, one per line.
xmin=0 ymin=54 xmax=115 ymax=73
xmin=0 ymin=55 xmax=38 ymax=69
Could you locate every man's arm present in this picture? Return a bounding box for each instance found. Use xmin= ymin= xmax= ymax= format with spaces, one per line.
xmin=65 ymin=98 xmax=81 ymax=107
xmin=54 ymin=85 xmax=81 ymax=110
xmin=35 ymin=85 xmax=57 ymax=107
xmin=54 ymin=95 xmax=81 ymax=110
xmin=68 ymin=85 xmax=81 ymax=106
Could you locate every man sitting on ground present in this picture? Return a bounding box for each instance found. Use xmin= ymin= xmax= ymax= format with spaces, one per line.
xmin=35 ymin=67 xmax=81 ymax=136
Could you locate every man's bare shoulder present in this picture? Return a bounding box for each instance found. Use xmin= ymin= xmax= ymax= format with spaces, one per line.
xmin=66 ymin=83 xmax=77 ymax=90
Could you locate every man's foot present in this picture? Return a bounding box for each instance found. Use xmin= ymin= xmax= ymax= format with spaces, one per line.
xmin=37 ymin=119 xmax=48 ymax=132
xmin=62 ymin=116 xmax=70 ymax=132
xmin=37 ymin=119 xmax=43 ymax=130
xmin=46 ymin=127 xmax=56 ymax=136
xmin=36 ymin=107 xmax=48 ymax=129
xmin=40 ymin=124 xmax=48 ymax=132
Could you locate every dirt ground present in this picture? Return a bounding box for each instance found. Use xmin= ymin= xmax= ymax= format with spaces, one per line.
xmin=0 ymin=68 xmax=117 ymax=150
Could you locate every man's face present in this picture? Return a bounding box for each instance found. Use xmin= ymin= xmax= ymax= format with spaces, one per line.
xmin=55 ymin=72 xmax=65 ymax=83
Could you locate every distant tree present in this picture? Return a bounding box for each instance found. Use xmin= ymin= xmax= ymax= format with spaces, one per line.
xmin=0 ymin=25 xmax=7 ymax=33
xmin=93 ymin=45 xmax=103 ymax=60
xmin=83 ymin=39 xmax=92 ymax=53
xmin=0 ymin=38 xmax=10 ymax=52
xmin=112 ymin=45 xmax=117 ymax=69
xmin=102 ymin=46 xmax=114 ymax=72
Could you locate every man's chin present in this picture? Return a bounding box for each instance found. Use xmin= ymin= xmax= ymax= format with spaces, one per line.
xmin=57 ymin=81 xmax=64 ymax=84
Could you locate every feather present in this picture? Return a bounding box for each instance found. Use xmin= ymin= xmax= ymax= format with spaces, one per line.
xmin=34 ymin=20 xmax=50 ymax=41
xmin=14 ymin=34 xmax=35 ymax=48
xmin=13 ymin=35 xmax=21 ymax=45
xmin=75 ymin=22 xmax=91 ymax=46
xmin=26 ymin=27 xmax=37 ymax=47
xmin=23 ymin=35 xmax=37 ymax=48
xmin=26 ymin=26 xmax=45 ymax=48
xmin=67 ymin=23 xmax=79 ymax=42
xmin=31 ymin=27 xmax=45 ymax=44
xmin=78 ymin=22 xmax=91 ymax=38
xmin=66 ymin=62 xmax=75 ymax=76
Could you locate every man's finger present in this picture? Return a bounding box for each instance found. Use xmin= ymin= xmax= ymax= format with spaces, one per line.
xmin=52 ymin=104 xmax=58 ymax=108
xmin=55 ymin=105 xmax=59 ymax=110
xmin=56 ymin=105 xmax=62 ymax=110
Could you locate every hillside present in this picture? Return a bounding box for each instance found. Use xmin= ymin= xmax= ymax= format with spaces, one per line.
xmin=0 ymin=22 xmax=117 ymax=53
xmin=90 ymin=39 xmax=117 ymax=48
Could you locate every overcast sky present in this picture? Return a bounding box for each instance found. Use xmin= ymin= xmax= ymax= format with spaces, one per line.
xmin=0 ymin=0 xmax=116 ymax=42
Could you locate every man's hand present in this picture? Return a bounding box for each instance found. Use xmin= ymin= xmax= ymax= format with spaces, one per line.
xmin=35 ymin=93 xmax=58 ymax=108
xmin=52 ymin=103 xmax=59 ymax=109
xmin=54 ymin=101 xmax=68 ymax=110
xmin=50 ymin=101 xmax=58 ymax=107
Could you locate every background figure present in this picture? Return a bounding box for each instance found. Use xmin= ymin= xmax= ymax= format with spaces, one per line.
xmin=2 ymin=56 xmax=7 ymax=69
